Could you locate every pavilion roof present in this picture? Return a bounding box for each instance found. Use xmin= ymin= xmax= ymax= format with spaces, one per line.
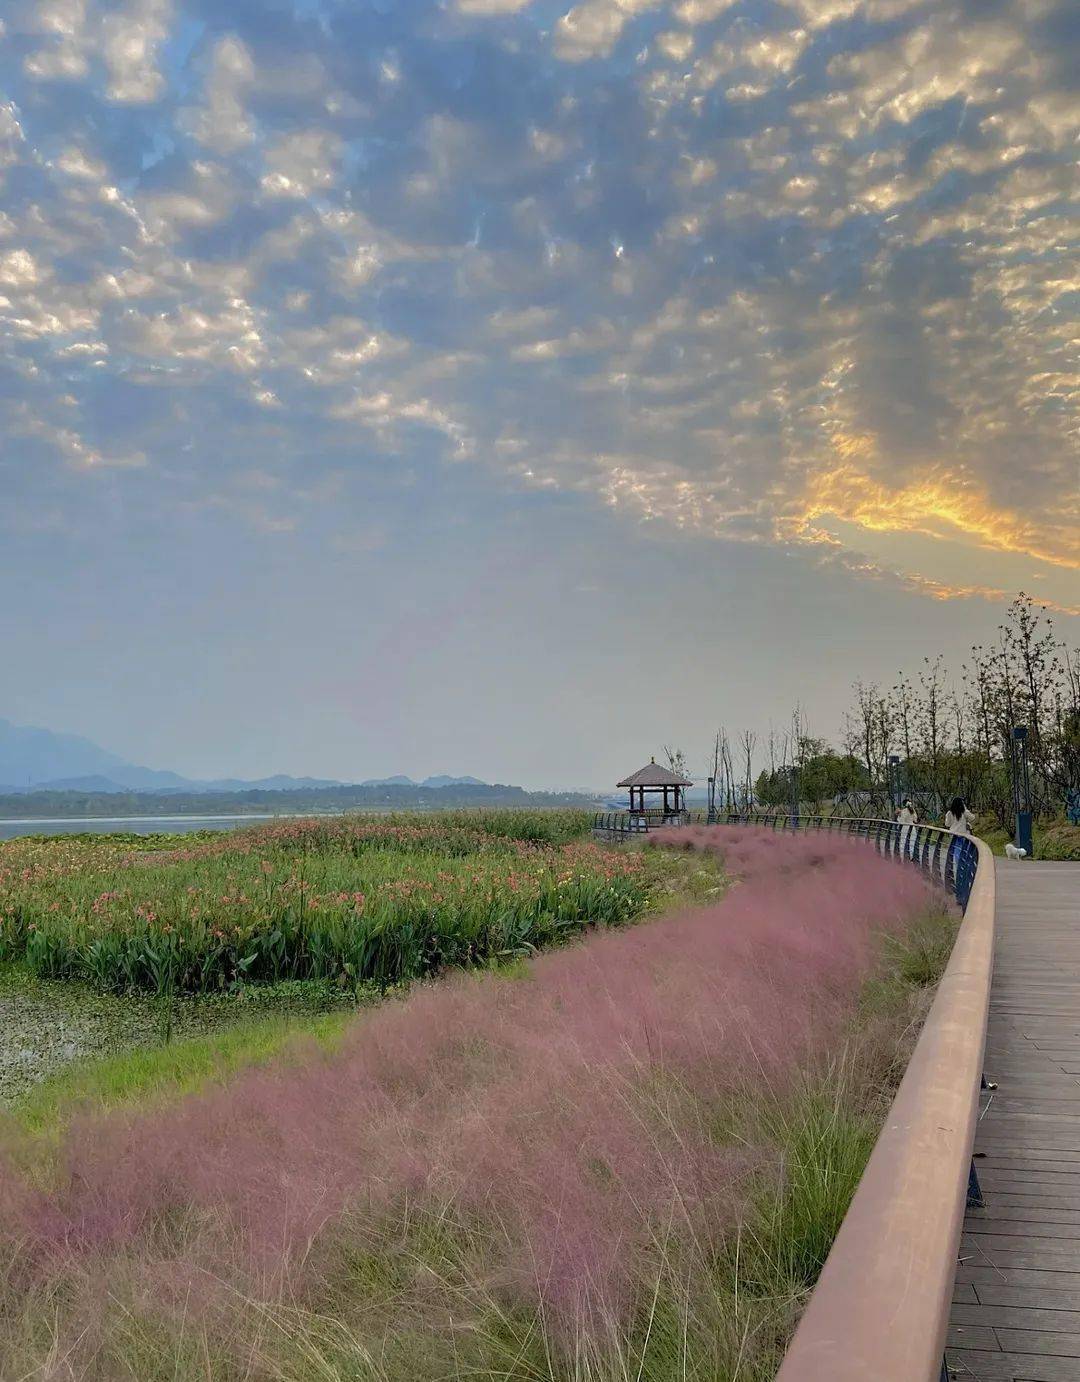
xmin=617 ymin=760 xmax=693 ymax=788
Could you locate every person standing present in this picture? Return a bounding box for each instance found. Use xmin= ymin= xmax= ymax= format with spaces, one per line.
xmin=945 ymin=796 xmax=976 ymax=835
xmin=944 ymin=795 xmax=976 ymax=882
xmin=896 ymin=799 xmax=918 ymax=857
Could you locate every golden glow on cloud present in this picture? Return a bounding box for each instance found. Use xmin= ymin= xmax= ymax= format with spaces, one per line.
xmin=798 ymin=457 xmax=1080 ymax=573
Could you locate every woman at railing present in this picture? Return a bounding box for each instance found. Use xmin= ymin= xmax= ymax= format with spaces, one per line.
xmin=944 ymin=795 xmax=976 ymax=880
xmin=896 ymin=799 xmax=918 ymax=858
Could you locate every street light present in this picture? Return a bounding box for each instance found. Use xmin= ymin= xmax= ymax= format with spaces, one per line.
xmin=1011 ymin=725 xmax=1033 ymax=857
xmin=888 ymin=754 xmax=901 ymax=813
xmin=707 ymin=775 xmax=716 ymax=824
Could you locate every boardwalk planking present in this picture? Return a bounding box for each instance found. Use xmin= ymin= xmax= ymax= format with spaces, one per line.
xmin=946 ymin=862 xmax=1080 ymax=1382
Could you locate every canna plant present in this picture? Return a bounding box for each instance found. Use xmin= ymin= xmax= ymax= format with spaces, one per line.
xmin=0 ymin=813 xmax=649 ymax=994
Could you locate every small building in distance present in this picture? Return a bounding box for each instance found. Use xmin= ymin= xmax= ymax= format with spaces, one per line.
xmin=617 ymin=758 xmax=692 ymax=824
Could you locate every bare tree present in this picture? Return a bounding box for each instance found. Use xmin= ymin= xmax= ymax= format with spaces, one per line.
xmin=662 ymin=745 xmax=688 ymax=779
xmin=719 ymin=730 xmax=736 ymax=812
xmin=916 ymin=656 xmax=947 ymax=813
xmin=963 ymin=646 xmax=997 ymax=766
xmin=739 ymin=729 xmax=758 ymax=812
xmin=892 ymin=673 xmax=916 ymax=766
xmin=709 ymin=728 xmax=735 ymax=814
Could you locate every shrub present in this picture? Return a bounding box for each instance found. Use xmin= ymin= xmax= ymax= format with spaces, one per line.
xmin=1038 ymin=821 xmax=1080 ymax=861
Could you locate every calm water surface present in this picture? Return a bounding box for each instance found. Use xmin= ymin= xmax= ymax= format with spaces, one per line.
xmin=0 ymin=815 xmax=296 ymax=840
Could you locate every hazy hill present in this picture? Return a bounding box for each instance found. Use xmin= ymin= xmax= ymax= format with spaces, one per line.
xmin=0 ymin=782 xmax=599 ymax=819
xmin=0 ymin=719 xmax=188 ymax=792
xmin=361 ymin=775 xmax=488 ymax=789
xmin=0 ymin=718 xmax=500 ymax=803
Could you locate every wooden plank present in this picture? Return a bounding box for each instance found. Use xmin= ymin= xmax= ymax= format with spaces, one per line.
xmin=965 ymin=1223 xmax=1080 ymax=1246
xmin=979 ymin=1190 xmax=1080 ymax=1210
xmin=979 ymin=1173 xmax=1080 ymax=1188
xmin=964 ymin=1233 xmax=1080 ymax=1253
xmin=994 ymin=1328 xmax=1080 ymax=1356
xmin=959 ymin=1244 xmax=1080 ymax=1270
xmin=957 ymin=1266 xmax=1080 ymax=1291
xmin=946 ymin=1324 xmax=999 ymax=1350
xmin=984 ymin=1155 xmax=1080 ymax=1168
xmin=945 ymin=1347 xmax=1080 ymax=1379
xmin=972 ymin=1284 xmax=1080 ymax=1311
xmin=966 ymin=1209 xmax=1080 ymax=1232
xmin=953 ymin=1302 xmax=1080 ymax=1332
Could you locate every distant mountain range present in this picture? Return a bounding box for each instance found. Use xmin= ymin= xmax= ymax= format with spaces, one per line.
xmin=0 ymin=718 xmax=487 ymax=796
xmin=363 ymin=774 xmax=487 ymax=789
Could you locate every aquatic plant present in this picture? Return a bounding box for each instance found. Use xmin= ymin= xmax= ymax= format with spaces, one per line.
xmin=0 ymin=812 xmax=646 ymax=993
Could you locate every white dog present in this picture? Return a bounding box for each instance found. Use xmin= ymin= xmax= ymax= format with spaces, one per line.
xmin=1005 ymin=842 xmax=1027 ymax=859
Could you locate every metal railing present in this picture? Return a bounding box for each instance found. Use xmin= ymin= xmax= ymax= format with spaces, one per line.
xmin=741 ymin=812 xmax=980 ymax=909
xmin=608 ymin=813 xmax=993 ymax=1381
xmin=591 ymin=809 xmax=688 ymax=837
xmin=592 ymin=809 xmax=981 ymax=910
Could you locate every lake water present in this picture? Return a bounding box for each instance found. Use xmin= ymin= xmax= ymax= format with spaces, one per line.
xmin=0 ymin=814 xmax=289 ymax=840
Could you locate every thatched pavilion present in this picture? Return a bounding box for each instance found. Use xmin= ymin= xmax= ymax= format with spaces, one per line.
xmin=617 ymin=758 xmax=692 ymax=822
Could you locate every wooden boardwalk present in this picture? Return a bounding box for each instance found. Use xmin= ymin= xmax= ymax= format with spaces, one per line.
xmin=948 ymin=861 xmax=1080 ymax=1381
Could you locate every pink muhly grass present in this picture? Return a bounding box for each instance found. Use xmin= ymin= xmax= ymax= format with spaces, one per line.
xmin=0 ymin=829 xmax=938 ymax=1364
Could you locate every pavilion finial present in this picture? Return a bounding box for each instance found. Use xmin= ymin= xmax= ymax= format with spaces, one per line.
xmin=650 ymin=755 xmax=655 ymax=763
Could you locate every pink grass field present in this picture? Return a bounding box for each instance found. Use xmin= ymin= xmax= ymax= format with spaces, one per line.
xmin=0 ymin=828 xmax=941 ymax=1374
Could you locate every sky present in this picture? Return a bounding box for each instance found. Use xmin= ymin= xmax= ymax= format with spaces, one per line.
xmin=0 ymin=0 xmax=1077 ymax=788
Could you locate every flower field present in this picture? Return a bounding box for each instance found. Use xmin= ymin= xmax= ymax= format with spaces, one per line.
xmin=0 ymin=812 xmax=650 ymax=994
xmin=0 ymin=827 xmax=952 ymax=1381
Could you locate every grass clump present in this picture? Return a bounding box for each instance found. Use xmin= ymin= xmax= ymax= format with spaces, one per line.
xmin=750 ymin=1075 xmax=880 ymax=1293
xmin=981 ymin=817 xmax=1080 ymax=860
xmin=0 ymin=829 xmax=954 ymax=1381
xmin=8 ymin=1007 xmax=354 ymax=1146
xmin=0 ymin=960 xmax=369 ymax=1107
xmin=1037 ymin=820 xmax=1080 ymax=860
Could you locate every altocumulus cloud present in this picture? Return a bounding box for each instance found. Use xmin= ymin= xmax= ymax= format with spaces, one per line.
xmin=0 ymin=0 xmax=1076 ymax=601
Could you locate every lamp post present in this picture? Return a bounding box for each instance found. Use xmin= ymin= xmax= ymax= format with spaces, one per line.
xmin=707 ymin=775 xmax=716 ymax=824
xmin=1012 ymin=725 xmax=1033 ymax=857
xmin=888 ymin=754 xmax=900 ymax=813
xmin=790 ymin=765 xmax=799 ymax=830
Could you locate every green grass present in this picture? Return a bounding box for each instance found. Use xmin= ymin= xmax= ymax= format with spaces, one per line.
xmin=8 ymin=1007 xmax=353 ymax=1146
xmin=980 ymin=818 xmax=1080 ymax=860
xmin=36 ymin=908 xmax=949 ymax=1382
xmin=1037 ymin=820 xmax=1080 ymax=860
xmin=0 ymin=962 xmax=365 ymax=1120
xmin=700 ymin=904 xmax=959 ymax=1379
xmin=0 ymin=811 xmax=649 ymax=994
xmin=0 ymin=837 xmax=725 ymax=1139
xmin=0 ymin=888 xmax=954 ymax=1382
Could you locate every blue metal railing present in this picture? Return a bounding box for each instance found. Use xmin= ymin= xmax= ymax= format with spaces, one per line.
xmin=591 ymin=811 xmax=980 ymax=911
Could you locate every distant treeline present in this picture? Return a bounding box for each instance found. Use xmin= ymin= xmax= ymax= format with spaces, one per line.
xmin=697 ymin=594 xmax=1079 ymax=828
xmin=0 ymin=782 xmax=600 ymax=819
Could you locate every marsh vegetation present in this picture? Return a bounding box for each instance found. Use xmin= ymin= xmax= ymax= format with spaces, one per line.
xmin=0 ymin=823 xmax=953 ymax=1380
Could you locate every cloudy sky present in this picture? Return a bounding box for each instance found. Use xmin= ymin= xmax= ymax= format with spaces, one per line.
xmin=0 ymin=0 xmax=1076 ymax=787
